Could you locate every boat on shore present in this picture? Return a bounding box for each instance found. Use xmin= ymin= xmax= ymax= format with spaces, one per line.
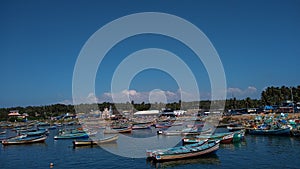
xmin=1 ymin=135 xmax=47 ymax=145
xmin=146 ymin=139 xmax=220 ymax=161
xmin=73 ymin=134 xmax=118 ymax=147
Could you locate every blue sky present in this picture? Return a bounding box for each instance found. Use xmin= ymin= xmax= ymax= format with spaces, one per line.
xmin=0 ymin=0 xmax=299 ymax=107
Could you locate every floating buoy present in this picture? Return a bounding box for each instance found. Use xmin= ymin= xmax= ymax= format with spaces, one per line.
xmin=50 ymin=162 xmax=54 ymax=168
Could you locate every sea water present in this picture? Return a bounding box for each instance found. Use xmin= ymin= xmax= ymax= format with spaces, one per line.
xmin=1 ymin=127 xmax=300 ymax=169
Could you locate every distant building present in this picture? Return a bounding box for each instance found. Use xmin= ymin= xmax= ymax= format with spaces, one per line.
xmin=8 ymin=110 xmax=27 ymax=121
xmin=278 ymin=100 xmax=294 ymax=113
xmin=102 ymin=108 xmax=111 ymax=119
xmin=173 ymin=110 xmax=186 ymax=116
xmin=8 ymin=110 xmax=21 ymax=116
xmin=134 ymin=110 xmax=160 ymax=116
xmin=109 ymin=105 xmax=113 ymax=117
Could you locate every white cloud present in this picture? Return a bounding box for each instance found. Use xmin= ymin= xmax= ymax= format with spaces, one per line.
xmin=59 ymin=99 xmax=73 ymax=105
xmin=149 ymin=89 xmax=168 ymax=103
xmin=99 ymin=89 xmax=199 ymax=103
xmin=61 ymin=92 xmax=100 ymax=105
xmin=227 ymin=87 xmax=242 ymax=94
xmin=61 ymin=87 xmax=258 ymax=105
xmin=227 ymin=86 xmax=258 ymax=99
xmin=246 ymin=86 xmax=257 ymax=93
xmin=86 ymin=92 xmax=99 ymax=103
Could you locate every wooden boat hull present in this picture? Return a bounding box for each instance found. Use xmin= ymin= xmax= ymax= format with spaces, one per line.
xmin=183 ymin=136 xmax=227 ymax=144
xmin=146 ymin=139 xmax=209 ymax=158
xmin=54 ymin=133 xmax=89 ymax=139
xmin=220 ymin=134 xmax=233 ymax=144
xmin=248 ymin=127 xmax=291 ymax=135
xmin=1 ymin=135 xmax=47 ymax=145
xmin=158 ymin=128 xmax=212 ymax=136
xmin=22 ymin=129 xmax=49 ymax=137
xmin=183 ymin=131 xmax=244 ymax=144
xmin=291 ymin=129 xmax=300 ymax=137
xmin=153 ymin=141 xmax=220 ymax=161
xmin=132 ymin=125 xmax=151 ymax=130
xmin=104 ymin=128 xmax=132 ymax=134
xmin=227 ymin=126 xmax=245 ymax=132
xmin=155 ymin=125 xmax=171 ymax=128
xmin=73 ymin=135 xmax=118 ymax=147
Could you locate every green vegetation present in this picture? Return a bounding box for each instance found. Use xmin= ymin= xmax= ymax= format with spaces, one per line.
xmin=261 ymin=86 xmax=300 ymax=105
xmin=0 ymin=85 xmax=299 ymax=121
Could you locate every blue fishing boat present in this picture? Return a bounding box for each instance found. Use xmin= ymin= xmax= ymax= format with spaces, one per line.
xmin=146 ymin=139 xmax=220 ymax=161
xmin=54 ymin=133 xmax=89 ymax=139
xmin=248 ymin=126 xmax=291 ymax=135
xmin=72 ymin=134 xmax=119 ymax=147
xmin=21 ymin=128 xmax=49 ymax=136
xmin=104 ymin=127 xmax=132 ymax=134
xmin=154 ymin=123 xmax=172 ymax=128
xmin=132 ymin=124 xmax=151 ymax=130
xmin=157 ymin=127 xmax=212 ymax=136
xmin=48 ymin=125 xmax=57 ymax=130
xmin=182 ymin=130 xmax=245 ymax=144
xmin=1 ymin=135 xmax=47 ymax=145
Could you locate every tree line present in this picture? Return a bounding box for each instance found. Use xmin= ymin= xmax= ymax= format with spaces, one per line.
xmin=0 ymin=85 xmax=299 ymax=121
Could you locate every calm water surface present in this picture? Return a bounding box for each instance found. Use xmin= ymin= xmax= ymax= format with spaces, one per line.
xmin=1 ymin=127 xmax=300 ymax=169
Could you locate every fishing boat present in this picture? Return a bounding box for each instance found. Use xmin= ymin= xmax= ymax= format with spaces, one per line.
xmin=186 ymin=123 xmax=204 ymax=128
xmin=227 ymin=124 xmax=245 ymax=132
xmin=232 ymin=130 xmax=245 ymax=142
xmin=248 ymin=126 xmax=291 ymax=135
xmin=48 ymin=125 xmax=57 ymax=130
xmin=132 ymin=124 xmax=151 ymax=130
xmin=183 ymin=133 xmax=231 ymax=144
xmin=157 ymin=127 xmax=212 ymax=136
xmin=154 ymin=123 xmax=172 ymax=128
xmin=21 ymin=128 xmax=49 ymax=136
xmin=146 ymin=140 xmax=220 ymax=161
xmin=58 ymin=128 xmax=86 ymax=134
xmin=147 ymin=139 xmax=208 ymax=158
xmin=54 ymin=133 xmax=89 ymax=139
xmin=171 ymin=122 xmax=183 ymax=126
xmin=104 ymin=127 xmax=132 ymax=134
xmin=72 ymin=134 xmax=118 ymax=147
xmin=1 ymin=135 xmax=47 ymax=145
xmin=290 ymin=125 xmax=300 ymax=136
xmin=289 ymin=119 xmax=300 ymax=137
xmin=182 ymin=130 xmax=245 ymax=144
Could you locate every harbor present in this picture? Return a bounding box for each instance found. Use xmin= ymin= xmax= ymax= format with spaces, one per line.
xmin=1 ymin=0 xmax=299 ymax=168
xmin=1 ymin=110 xmax=300 ymax=168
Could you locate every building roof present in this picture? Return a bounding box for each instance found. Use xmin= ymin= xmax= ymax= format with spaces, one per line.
xmin=8 ymin=112 xmax=21 ymax=116
xmin=134 ymin=110 xmax=160 ymax=115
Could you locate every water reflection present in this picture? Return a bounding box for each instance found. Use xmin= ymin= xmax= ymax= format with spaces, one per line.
xmin=2 ymin=142 xmax=47 ymax=150
xmin=72 ymin=142 xmax=118 ymax=150
xmin=220 ymin=141 xmax=247 ymax=151
xmin=146 ymin=154 xmax=220 ymax=168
